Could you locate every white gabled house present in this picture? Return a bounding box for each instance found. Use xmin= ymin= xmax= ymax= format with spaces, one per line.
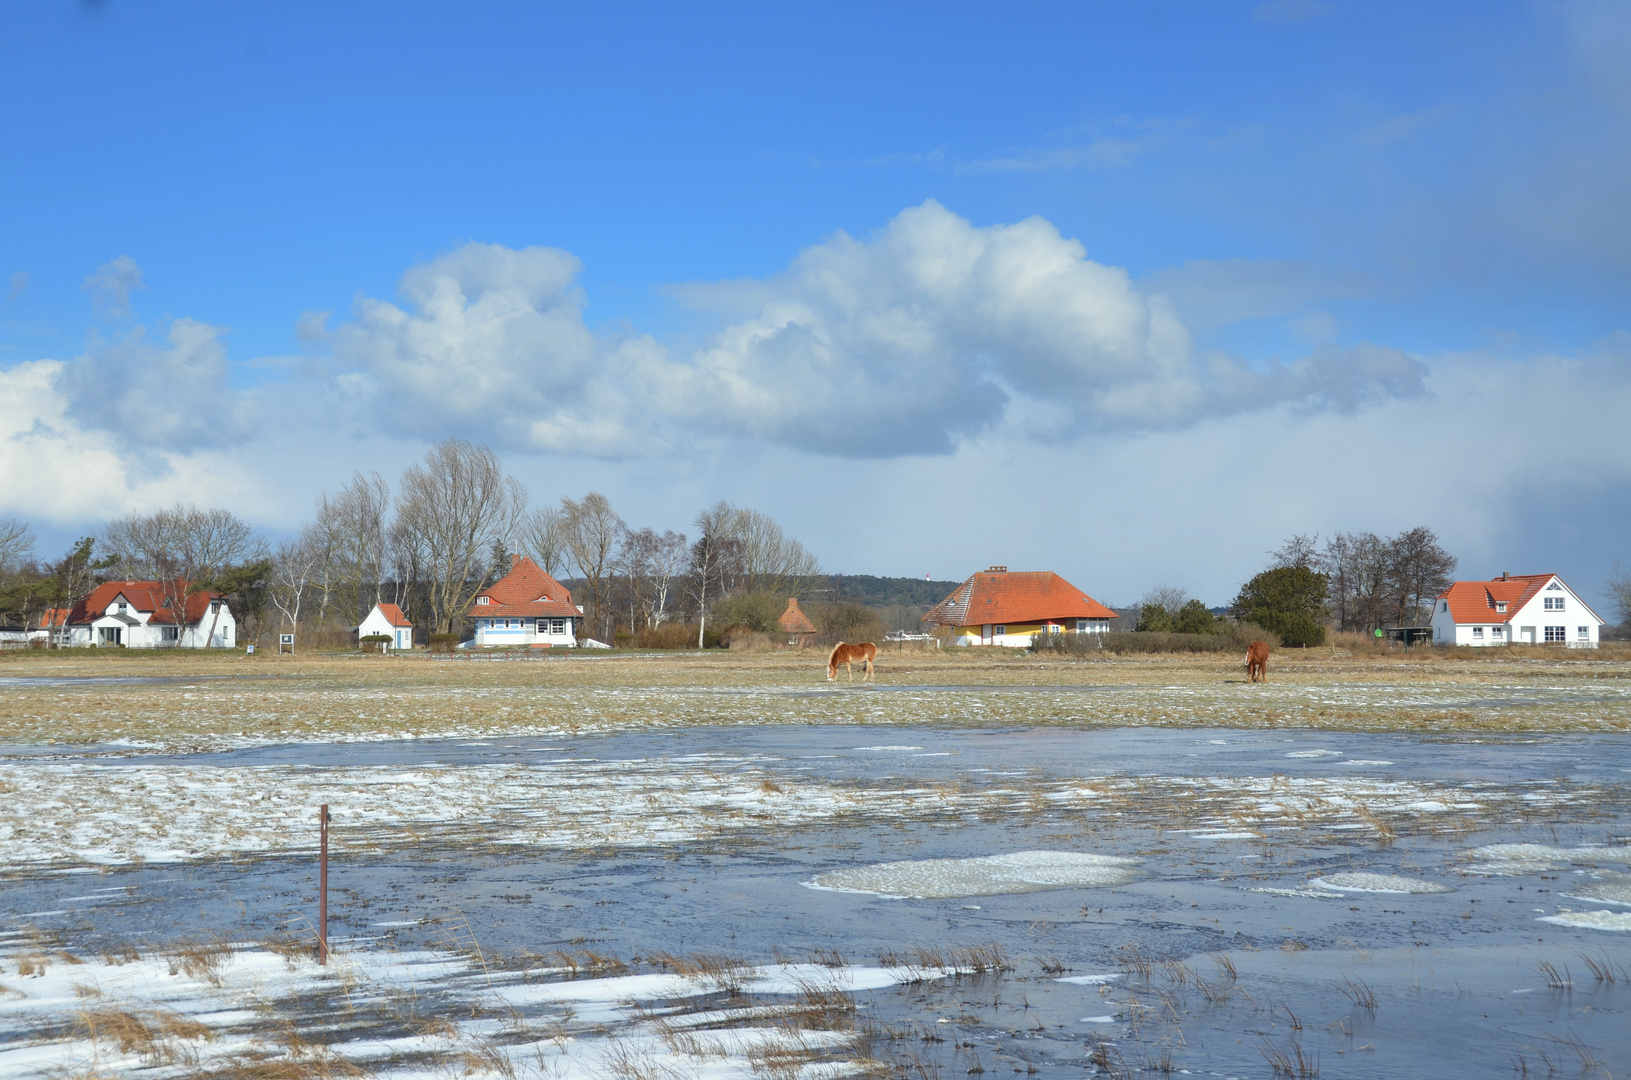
xmin=55 ymin=581 xmax=235 ymax=648
xmin=358 ymin=602 xmax=414 ymax=650
xmin=1431 ymin=573 xmax=1604 ymax=648
xmin=466 ymin=554 xmax=581 ymax=648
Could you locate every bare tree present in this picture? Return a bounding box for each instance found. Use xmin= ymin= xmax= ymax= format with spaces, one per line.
xmin=647 ymin=529 xmax=687 ymax=627
xmin=103 ymin=504 xmax=259 ymax=646
xmin=1268 ymin=533 xmax=1319 ymax=570
xmin=731 ymin=506 xmax=821 ymax=596
xmin=0 ymin=518 xmax=34 ymax=577
xmin=1604 ymin=563 xmax=1631 ymax=629
xmin=688 ymin=501 xmax=744 ymax=648
xmin=314 ymin=472 xmax=391 ymax=624
xmin=1389 ymin=526 xmax=1457 ymax=627
xmin=1140 ymin=585 xmax=1189 ymax=612
xmin=393 ymin=438 xmax=528 ymax=634
xmin=521 ymin=504 xmax=569 ymax=578
xmin=269 ymin=535 xmax=320 ymax=650
xmin=561 ymin=492 xmax=625 ymax=641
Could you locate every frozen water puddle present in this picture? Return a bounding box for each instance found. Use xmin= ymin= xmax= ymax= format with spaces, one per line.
xmin=0 ymin=938 xmax=957 ymax=1079
xmin=806 ymin=850 xmax=1142 ymax=899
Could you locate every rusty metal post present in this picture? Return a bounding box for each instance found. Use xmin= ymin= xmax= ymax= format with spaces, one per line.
xmin=318 ymin=804 xmax=330 ymax=965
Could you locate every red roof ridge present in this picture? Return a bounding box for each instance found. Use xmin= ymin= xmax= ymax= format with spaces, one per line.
xmin=924 ymin=569 xmax=1117 ymax=626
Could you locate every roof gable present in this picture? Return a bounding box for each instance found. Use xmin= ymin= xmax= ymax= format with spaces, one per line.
xmin=1436 ymin=574 xmax=1603 ymax=625
xmin=68 ymin=581 xmax=225 ymax=626
xmin=373 ymin=603 xmax=413 ymax=628
xmin=778 ymin=597 xmax=817 ymax=634
xmin=468 ymin=555 xmax=579 ymax=618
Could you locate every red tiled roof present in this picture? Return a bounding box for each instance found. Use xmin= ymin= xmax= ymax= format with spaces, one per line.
xmin=467 ymin=555 xmax=579 ymax=619
xmin=38 ymin=608 xmax=71 ymax=628
xmin=923 ymin=569 xmax=1118 ymax=627
xmin=1437 ymin=574 xmax=1603 ymax=625
xmin=778 ymin=597 xmax=817 ymax=634
xmin=375 ymin=603 xmax=413 ymax=628
xmin=66 ymin=581 xmax=224 ymax=626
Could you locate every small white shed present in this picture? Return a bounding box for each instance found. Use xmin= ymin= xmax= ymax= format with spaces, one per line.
xmin=359 ymin=603 xmax=414 ymax=650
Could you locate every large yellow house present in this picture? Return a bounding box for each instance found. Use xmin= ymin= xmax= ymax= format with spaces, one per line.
xmin=923 ymin=566 xmax=1118 ymax=646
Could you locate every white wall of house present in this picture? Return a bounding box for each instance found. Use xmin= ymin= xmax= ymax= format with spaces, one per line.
xmin=358 ymin=606 xmax=413 ymax=650
xmin=948 ymin=618 xmax=1110 ymax=646
xmin=70 ymin=606 xmax=235 ymax=648
xmin=473 ymin=616 xmax=576 ymax=647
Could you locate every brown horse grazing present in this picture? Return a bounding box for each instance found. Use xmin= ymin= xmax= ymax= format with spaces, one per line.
xmin=1245 ymin=640 xmax=1270 ymax=683
xmin=828 ymin=641 xmax=877 ymax=682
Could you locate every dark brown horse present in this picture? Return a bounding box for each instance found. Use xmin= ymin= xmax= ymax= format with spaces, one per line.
xmin=827 ymin=641 xmax=877 ymax=682
xmin=1245 ymin=640 xmax=1270 ymax=683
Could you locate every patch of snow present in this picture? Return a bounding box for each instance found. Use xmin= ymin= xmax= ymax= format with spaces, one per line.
xmin=1285 ymin=750 xmax=1342 ymax=759
xmin=1467 ymin=844 xmax=1618 ymax=876
xmin=1309 ymin=872 xmax=1453 ymax=894
xmin=851 ymin=745 xmax=924 ymax=751
xmin=1561 ymin=876 xmax=1631 ymax=906
xmin=1080 ymin=1015 xmax=1119 ymax=1023
xmin=1344 ymin=760 xmax=1395 ymax=766
xmin=1538 ymin=910 xmax=1631 ymax=932
xmin=806 ymin=850 xmax=1142 ymax=899
xmin=1057 ymin=974 xmax=1122 ymax=985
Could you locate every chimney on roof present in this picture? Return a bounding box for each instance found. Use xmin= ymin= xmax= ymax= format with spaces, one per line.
xmin=989 ymin=565 xmax=1007 ymax=573
xmin=512 ymin=553 xmax=521 ymax=568
xmin=1502 ymin=571 xmax=1509 ymax=581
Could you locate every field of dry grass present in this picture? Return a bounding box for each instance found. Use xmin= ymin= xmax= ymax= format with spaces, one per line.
xmin=2 ymin=643 xmax=1628 ymax=752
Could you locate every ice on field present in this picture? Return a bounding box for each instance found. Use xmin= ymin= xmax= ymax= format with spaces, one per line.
xmin=806 ymin=850 xmax=1141 ymax=899
xmin=1285 ymin=749 xmax=1342 ymax=758
xmin=1562 ymin=875 xmax=1631 ymax=906
xmin=1309 ymin=872 xmax=1453 ymax=894
xmin=1057 ymin=973 xmax=1122 ymax=985
xmin=1538 ymin=910 xmax=1631 ymax=932
xmin=1466 ymin=844 xmax=1619 ymax=875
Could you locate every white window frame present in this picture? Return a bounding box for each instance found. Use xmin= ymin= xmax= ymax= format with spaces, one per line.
xmin=1472 ymin=626 xmax=1484 ymax=639
xmin=161 ymin=626 xmax=180 ymax=641
xmin=477 ymin=596 xmax=490 ymax=605
xmin=1544 ymin=596 xmax=1564 ymax=611
xmin=1544 ymin=625 xmax=1566 ymax=643
xmin=1578 ymin=626 xmax=1590 ymax=640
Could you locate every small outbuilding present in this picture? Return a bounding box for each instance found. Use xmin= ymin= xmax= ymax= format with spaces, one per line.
xmin=923 ymin=566 xmax=1117 ymax=647
xmin=777 ymin=597 xmax=818 ymax=646
xmin=359 ymin=602 xmax=415 ymax=651
xmin=1431 ymin=572 xmax=1603 ymax=647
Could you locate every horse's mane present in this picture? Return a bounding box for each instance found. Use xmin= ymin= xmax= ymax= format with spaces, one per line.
xmin=828 ymin=641 xmax=845 ymax=663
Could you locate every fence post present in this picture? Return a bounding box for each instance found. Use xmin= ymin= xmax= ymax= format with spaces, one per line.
xmin=318 ymin=804 xmax=330 ymax=965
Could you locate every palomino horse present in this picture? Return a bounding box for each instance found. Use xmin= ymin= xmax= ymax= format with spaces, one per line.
xmin=827 ymin=641 xmax=877 ymax=682
xmin=1245 ymin=640 xmax=1270 ymax=683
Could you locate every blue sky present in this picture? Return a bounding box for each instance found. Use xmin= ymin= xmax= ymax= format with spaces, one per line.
xmin=3 ymin=1 xmax=1629 ymax=610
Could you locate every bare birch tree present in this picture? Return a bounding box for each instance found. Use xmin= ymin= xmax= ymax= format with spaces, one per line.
xmin=393 ymin=438 xmax=527 ymax=634
xmin=688 ymin=501 xmax=743 ymax=648
xmin=269 ymin=534 xmax=320 ymax=650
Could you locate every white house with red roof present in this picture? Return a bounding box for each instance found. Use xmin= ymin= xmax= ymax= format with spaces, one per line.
xmin=54 ymin=581 xmax=235 ymax=648
xmin=923 ymin=566 xmax=1118 ymax=646
xmin=1431 ymin=573 xmax=1603 ymax=648
xmin=467 ymin=554 xmax=581 ymax=647
xmin=358 ymin=602 xmax=415 ymax=650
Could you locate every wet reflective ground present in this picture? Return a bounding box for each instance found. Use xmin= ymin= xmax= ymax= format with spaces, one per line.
xmin=3 ymin=724 xmax=1629 ymax=1077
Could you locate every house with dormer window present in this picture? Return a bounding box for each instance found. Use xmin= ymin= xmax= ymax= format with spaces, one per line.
xmin=1430 ymin=573 xmax=1603 ymax=648
xmin=52 ymin=581 xmax=235 ymax=648
xmin=466 ymin=555 xmax=581 ymax=647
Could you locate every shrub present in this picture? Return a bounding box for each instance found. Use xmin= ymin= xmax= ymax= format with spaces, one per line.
xmin=710 ymin=592 xmax=782 ymax=633
xmin=1234 ymin=566 xmax=1328 ymax=647
xmin=634 ymin=622 xmax=700 ymax=649
xmin=1033 ymin=622 xmax=1280 ymax=656
xmin=807 ymin=601 xmax=885 ymax=645
xmin=427 ymin=633 xmax=461 ymax=653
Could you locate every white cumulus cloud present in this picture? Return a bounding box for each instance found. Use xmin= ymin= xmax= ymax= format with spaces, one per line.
xmin=332 ymin=202 xmax=1425 ymax=459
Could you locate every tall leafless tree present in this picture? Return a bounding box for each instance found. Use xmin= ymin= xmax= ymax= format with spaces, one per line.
xmin=313 ymin=471 xmax=391 ymax=624
xmin=1389 ymin=526 xmax=1457 ymax=627
xmin=688 ymin=501 xmax=744 ymax=648
xmin=521 ymin=504 xmax=569 ymax=578
xmin=0 ymin=518 xmax=33 ymax=578
xmin=1606 ymin=563 xmax=1631 ymax=630
xmin=393 ymin=438 xmax=528 ymax=635
xmin=269 ymin=535 xmax=320 ymax=650
xmin=561 ymin=492 xmax=625 ymax=641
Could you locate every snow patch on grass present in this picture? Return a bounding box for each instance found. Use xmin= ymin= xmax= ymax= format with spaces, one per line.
xmin=806 ymin=850 xmax=1141 ymax=899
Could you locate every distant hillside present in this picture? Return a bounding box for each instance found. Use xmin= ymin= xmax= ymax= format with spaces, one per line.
xmin=809 ymin=575 xmax=963 ymax=607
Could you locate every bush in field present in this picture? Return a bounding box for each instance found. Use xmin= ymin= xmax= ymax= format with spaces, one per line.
xmin=1233 ymin=566 xmax=1328 ymax=647
xmin=710 ymin=591 xmax=782 ymax=633
xmin=1136 ymin=594 xmax=1221 ymax=635
xmin=634 ymin=622 xmax=698 ymax=649
xmin=809 ymin=601 xmax=885 ymax=645
xmin=1033 ymin=622 xmax=1279 ymax=656
xmin=428 ymin=633 xmax=461 ymax=653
